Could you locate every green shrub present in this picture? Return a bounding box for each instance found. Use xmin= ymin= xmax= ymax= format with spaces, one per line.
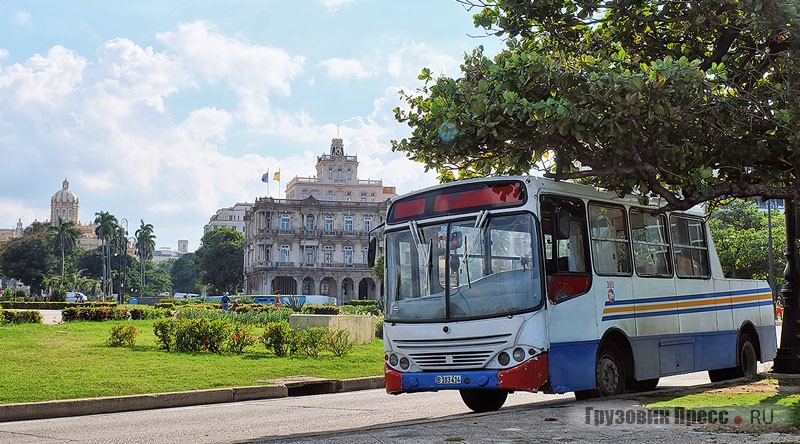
xmin=301 ymin=304 xmax=340 ymax=315
xmin=107 ymin=323 xmax=139 ymax=348
xmin=234 ymin=296 xmax=254 ymax=305
xmin=2 ymin=301 xmax=116 ymax=310
xmin=259 ymin=321 xmax=296 ymax=357
xmin=375 ymin=315 xmax=384 ymax=339
xmin=1 ymin=310 xmax=43 ymax=324
xmin=129 ymin=306 xmax=172 ymax=320
xmin=296 ymin=327 xmax=328 ymax=358
xmin=340 ymin=305 xmax=373 ymax=315
xmin=62 ymin=306 xmax=129 ymax=322
xmin=154 ymin=301 xmax=176 ymax=309
xmin=325 ymin=329 xmax=354 ymax=357
xmin=345 ymin=300 xmax=381 ymax=315
xmin=227 ymin=323 xmax=256 ymax=354
xmin=173 ymin=318 xmax=231 ymax=354
xmin=177 ymin=305 xmax=292 ymax=327
xmin=152 ymin=318 xmax=176 ymax=351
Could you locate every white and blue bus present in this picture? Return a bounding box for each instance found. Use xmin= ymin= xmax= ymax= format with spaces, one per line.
xmin=370 ymin=176 xmax=777 ymax=412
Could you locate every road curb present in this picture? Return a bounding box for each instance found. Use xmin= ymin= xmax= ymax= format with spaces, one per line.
xmin=0 ymin=376 xmax=385 ymax=422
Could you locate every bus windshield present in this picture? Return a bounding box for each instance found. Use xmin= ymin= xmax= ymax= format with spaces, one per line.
xmin=385 ymin=213 xmax=542 ymax=322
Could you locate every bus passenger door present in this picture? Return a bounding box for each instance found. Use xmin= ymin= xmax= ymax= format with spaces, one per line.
xmin=540 ymin=195 xmax=597 ymax=393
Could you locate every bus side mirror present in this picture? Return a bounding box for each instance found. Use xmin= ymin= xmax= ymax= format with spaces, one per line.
xmin=556 ymin=211 xmax=571 ymax=240
xmin=367 ymin=237 xmax=377 ymax=267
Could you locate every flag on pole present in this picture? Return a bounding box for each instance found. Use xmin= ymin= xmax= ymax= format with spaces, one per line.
xmin=261 ymin=170 xmax=270 ymax=183
xmin=273 ymin=171 xmax=281 ymax=181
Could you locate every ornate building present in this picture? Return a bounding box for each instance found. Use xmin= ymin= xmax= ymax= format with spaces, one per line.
xmin=49 ymin=178 xmax=100 ymax=249
xmin=243 ymin=139 xmax=395 ymax=303
xmin=204 ymin=203 xmax=253 ymax=235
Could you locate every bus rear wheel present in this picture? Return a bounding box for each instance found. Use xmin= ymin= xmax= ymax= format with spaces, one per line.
xmin=708 ymin=333 xmax=758 ymax=382
xmin=596 ymin=343 xmax=626 ymax=396
xmin=459 ymin=389 xmax=508 ymax=413
xmin=734 ymin=333 xmax=758 ymax=379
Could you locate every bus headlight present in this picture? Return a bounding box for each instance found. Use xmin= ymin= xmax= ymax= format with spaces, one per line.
xmin=399 ymin=357 xmax=410 ymax=370
xmin=498 ymin=352 xmax=510 ymax=366
xmin=389 ymin=354 xmax=399 ymax=366
xmin=513 ymin=348 xmax=525 ymax=362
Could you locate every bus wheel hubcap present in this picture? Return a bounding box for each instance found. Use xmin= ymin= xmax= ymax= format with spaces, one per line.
xmin=599 ymin=357 xmax=619 ymax=393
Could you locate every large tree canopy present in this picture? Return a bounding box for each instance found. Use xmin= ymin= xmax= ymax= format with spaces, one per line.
xmin=393 ymin=0 xmax=800 ymax=210
xmin=195 ymin=227 xmax=244 ymax=295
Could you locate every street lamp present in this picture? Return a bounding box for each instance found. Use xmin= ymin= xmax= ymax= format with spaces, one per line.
xmin=119 ymin=218 xmax=129 ymax=304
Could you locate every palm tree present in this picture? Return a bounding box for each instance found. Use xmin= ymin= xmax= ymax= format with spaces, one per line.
xmin=135 ymin=220 xmax=156 ymax=298
xmin=112 ymin=224 xmax=130 ymax=301
xmin=47 ymin=217 xmax=81 ymax=279
xmin=94 ymin=211 xmax=118 ymax=300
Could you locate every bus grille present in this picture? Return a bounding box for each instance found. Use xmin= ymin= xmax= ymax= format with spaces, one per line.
xmin=393 ymin=333 xmax=512 ymax=370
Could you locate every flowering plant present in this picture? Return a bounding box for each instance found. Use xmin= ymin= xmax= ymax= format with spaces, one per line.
xmin=227 ymin=323 xmax=256 ymax=354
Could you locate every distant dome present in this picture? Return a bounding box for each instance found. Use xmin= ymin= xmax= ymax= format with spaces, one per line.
xmin=51 ymin=178 xmax=79 ymax=205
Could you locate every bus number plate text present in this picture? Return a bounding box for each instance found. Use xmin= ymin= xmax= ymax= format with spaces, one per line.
xmin=436 ymin=375 xmax=461 ymax=385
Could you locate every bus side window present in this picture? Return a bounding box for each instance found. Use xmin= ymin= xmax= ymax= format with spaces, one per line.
xmin=540 ymin=195 xmax=592 ymax=302
xmin=670 ymin=215 xmax=710 ymax=278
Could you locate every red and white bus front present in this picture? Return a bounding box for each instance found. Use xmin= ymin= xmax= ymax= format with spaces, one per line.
xmin=381 ymin=180 xmax=549 ymax=412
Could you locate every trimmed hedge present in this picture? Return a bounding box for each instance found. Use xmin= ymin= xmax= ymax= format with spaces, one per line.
xmin=1 ymin=301 xmax=116 ymax=310
xmin=301 ymin=304 xmax=341 ymax=315
xmin=2 ymin=310 xmax=44 ymax=324
xmin=128 ymin=306 xmax=173 ymax=320
xmin=62 ymin=306 xmax=130 ymax=322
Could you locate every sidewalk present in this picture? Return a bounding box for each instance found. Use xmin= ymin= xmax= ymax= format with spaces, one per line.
xmin=0 ymin=376 xmax=387 ymax=422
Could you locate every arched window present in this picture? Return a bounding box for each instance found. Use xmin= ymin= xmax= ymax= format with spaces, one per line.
xmin=305 ymin=214 xmax=315 ymax=231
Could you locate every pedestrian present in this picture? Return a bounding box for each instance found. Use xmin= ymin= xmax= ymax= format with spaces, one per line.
xmin=221 ymin=292 xmax=230 ymax=311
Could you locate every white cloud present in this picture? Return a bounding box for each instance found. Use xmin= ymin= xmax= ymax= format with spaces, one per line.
xmin=0 ymin=45 xmax=86 ymax=108
xmin=317 ymin=0 xmax=355 ymax=12
xmin=319 ymin=58 xmax=371 ymax=80
xmin=15 ymin=11 xmax=31 ymax=26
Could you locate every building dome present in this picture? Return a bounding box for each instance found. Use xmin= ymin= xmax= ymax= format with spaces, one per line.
xmin=50 ymin=178 xmax=80 ymax=224
xmin=51 ymin=179 xmax=79 ymax=205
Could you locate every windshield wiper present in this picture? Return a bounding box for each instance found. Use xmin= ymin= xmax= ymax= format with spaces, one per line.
xmin=462 ymin=236 xmax=471 ymax=289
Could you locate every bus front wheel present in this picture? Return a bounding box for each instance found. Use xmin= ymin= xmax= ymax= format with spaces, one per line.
xmin=459 ymin=389 xmax=508 ymax=413
xmin=596 ymin=343 xmax=626 ymax=396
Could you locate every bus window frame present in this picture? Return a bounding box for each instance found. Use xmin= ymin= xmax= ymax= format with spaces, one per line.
xmin=629 ymin=207 xmax=673 ymax=278
xmin=669 ymin=214 xmax=712 ymax=280
xmin=540 ymin=194 xmax=593 ymax=304
xmin=587 ymin=201 xmax=633 ymax=277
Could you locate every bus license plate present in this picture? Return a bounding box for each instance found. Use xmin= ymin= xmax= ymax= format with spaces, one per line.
xmin=436 ymin=375 xmax=461 ymax=385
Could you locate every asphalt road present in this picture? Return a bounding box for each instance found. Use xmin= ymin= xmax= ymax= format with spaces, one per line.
xmin=1 ymin=316 xmax=783 ymax=443
xmin=0 ymin=368 xmax=784 ymax=444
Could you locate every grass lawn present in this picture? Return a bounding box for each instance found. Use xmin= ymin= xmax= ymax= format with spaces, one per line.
xmin=644 ymin=377 xmax=800 ymax=429
xmin=0 ymin=320 xmax=385 ymax=404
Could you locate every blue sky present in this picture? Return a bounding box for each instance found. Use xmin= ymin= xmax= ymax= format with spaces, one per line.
xmin=0 ymin=0 xmax=501 ymax=252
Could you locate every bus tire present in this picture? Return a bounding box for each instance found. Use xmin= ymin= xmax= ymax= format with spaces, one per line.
xmin=596 ymin=343 xmax=626 ymax=396
xmin=734 ymin=333 xmax=758 ymax=379
xmin=632 ymin=378 xmax=659 ymax=392
xmin=459 ymin=389 xmax=508 ymax=413
xmin=708 ymin=333 xmax=758 ymax=382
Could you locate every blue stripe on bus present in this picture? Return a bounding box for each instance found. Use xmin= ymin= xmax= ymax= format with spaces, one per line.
xmin=604 ymin=288 xmax=764 ymax=307
xmin=601 ymin=299 xmax=773 ymax=321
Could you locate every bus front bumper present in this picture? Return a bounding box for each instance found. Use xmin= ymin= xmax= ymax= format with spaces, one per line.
xmin=385 ymin=354 xmax=548 ymax=394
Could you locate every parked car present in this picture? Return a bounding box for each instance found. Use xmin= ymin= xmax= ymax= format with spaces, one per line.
xmin=66 ymin=292 xmax=87 ymax=302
